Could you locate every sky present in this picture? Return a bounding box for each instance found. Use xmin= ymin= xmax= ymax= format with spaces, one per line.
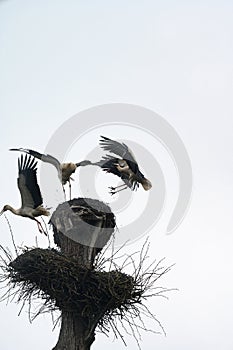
xmin=0 ymin=1 xmax=233 ymax=349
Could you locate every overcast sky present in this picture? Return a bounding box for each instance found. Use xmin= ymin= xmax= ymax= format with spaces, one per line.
xmin=0 ymin=1 xmax=233 ymax=349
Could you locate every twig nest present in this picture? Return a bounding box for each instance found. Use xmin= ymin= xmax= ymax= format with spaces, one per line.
xmin=50 ymin=198 xmax=116 ymax=256
xmin=9 ymin=248 xmax=135 ymax=317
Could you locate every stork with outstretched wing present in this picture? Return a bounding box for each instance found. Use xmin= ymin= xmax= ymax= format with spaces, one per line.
xmin=94 ymin=136 xmax=152 ymax=195
xmin=0 ymin=155 xmax=50 ymax=235
xmin=10 ymin=148 xmax=92 ymax=199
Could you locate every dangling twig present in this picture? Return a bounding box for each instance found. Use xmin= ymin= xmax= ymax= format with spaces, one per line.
xmin=41 ymin=217 xmax=50 ymax=247
xmin=4 ymin=214 xmax=18 ymax=256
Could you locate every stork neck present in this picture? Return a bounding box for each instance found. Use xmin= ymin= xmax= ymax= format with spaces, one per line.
xmin=6 ymin=205 xmax=20 ymax=215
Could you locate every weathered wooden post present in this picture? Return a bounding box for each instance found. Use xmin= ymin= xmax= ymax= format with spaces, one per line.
xmin=50 ymin=198 xmax=116 ymax=350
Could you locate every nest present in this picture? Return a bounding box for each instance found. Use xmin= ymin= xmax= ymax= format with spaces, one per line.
xmin=8 ymin=248 xmax=136 ymax=319
xmin=0 ymin=240 xmax=173 ymax=346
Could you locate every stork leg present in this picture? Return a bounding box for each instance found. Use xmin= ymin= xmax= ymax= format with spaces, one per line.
xmin=109 ymin=184 xmax=128 ymax=195
xmin=109 ymin=183 xmax=127 ymax=191
xmin=35 ymin=218 xmax=47 ymax=236
xmin=62 ymin=185 xmax=66 ymax=201
xmin=69 ymin=179 xmax=72 ymax=200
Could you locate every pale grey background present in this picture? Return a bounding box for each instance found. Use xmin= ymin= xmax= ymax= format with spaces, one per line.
xmin=0 ymin=1 xmax=233 ymax=349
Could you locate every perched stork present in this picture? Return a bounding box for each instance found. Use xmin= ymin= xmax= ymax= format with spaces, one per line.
xmin=10 ymin=148 xmax=92 ymax=199
xmin=0 ymin=155 xmax=50 ymax=235
xmin=95 ymin=136 xmax=152 ymax=195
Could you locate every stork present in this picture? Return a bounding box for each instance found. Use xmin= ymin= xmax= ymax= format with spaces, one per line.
xmin=10 ymin=148 xmax=92 ymax=199
xmin=0 ymin=155 xmax=50 ymax=235
xmin=94 ymin=136 xmax=152 ymax=195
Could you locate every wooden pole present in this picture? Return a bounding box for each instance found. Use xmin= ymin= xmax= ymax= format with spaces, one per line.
xmin=50 ymin=198 xmax=115 ymax=350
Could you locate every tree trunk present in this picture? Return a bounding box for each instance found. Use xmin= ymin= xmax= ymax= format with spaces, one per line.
xmin=53 ymin=311 xmax=95 ymax=350
xmin=50 ymin=198 xmax=115 ymax=350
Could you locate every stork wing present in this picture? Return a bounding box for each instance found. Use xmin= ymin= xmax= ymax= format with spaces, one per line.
xmin=95 ymin=155 xmax=122 ymax=176
xmin=99 ymin=136 xmax=137 ymax=162
xmin=10 ymin=148 xmax=61 ymax=173
xmin=95 ymin=155 xmax=139 ymax=190
xmin=99 ymin=136 xmax=140 ymax=174
xmin=17 ymin=155 xmax=43 ymax=209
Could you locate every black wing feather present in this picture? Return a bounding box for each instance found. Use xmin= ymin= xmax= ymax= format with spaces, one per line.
xmin=96 ymin=155 xmax=121 ymax=177
xmin=100 ymin=136 xmax=129 ymax=157
xmin=17 ymin=155 xmax=43 ymax=209
xmin=96 ymin=155 xmax=139 ymax=190
xmin=99 ymin=136 xmax=140 ymax=174
xmin=10 ymin=148 xmax=61 ymax=173
xmin=99 ymin=136 xmax=135 ymax=162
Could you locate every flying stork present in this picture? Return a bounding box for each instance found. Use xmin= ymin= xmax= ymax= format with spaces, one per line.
xmin=10 ymin=148 xmax=92 ymax=199
xmin=0 ymin=155 xmax=50 ymax=235
xmin=95 ymin=136 xmax=152 ymax=195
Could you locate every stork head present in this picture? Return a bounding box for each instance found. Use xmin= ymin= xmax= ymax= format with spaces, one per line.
xmin=0 ymin=205 xmax=11 ymax=215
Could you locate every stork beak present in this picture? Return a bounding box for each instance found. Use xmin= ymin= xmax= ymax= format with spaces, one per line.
xmin=9 ymin=148 xmax=24 ymax=151
xmin=0 ymin=209 xmax=5 ymax=216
